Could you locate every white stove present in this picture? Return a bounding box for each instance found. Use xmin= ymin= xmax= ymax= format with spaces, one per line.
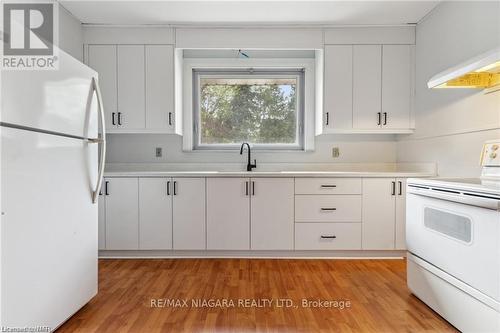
xmin=406 ymin=140 xmax=500 ymax=333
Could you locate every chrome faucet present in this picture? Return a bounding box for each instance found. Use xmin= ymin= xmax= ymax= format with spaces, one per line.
xmin=240 ymin=142 xmax=257 ymax=172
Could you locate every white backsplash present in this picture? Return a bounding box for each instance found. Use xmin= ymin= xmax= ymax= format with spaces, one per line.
xmin=106 ymin=133 xmax=398 ymax=165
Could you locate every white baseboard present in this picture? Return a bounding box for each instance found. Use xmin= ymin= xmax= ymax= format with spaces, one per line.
xmin=99 ymin=249 xmax=407 ymax=259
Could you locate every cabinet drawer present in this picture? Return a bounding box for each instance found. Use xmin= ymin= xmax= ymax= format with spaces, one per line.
xmin=295 ymin=178 xmax=361 ymax=195
xmin=295 ymin=195 xmax=361 ymax=222
xmin=295 ymin=223 xmax=361 ymax=250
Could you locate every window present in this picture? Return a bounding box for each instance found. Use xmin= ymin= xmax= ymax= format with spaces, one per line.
xmin=193 ymin=69 xmax=304 ymax=150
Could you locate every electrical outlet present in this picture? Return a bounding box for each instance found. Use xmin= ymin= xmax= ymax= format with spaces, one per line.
xmin=155 ymin=147 xmax=162 ymax=158
xmin=332 ymin=147 xmax=340 ymax=158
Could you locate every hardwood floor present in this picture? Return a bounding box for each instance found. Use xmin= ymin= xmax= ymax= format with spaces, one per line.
xmin=58 ymin=259 xmax=457 ymax=332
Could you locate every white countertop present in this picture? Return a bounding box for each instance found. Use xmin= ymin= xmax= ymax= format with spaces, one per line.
xmin=104 ymin=170 xmax=434 ymax=177
xmin=104 ymin=163 xmax=436 ymax=178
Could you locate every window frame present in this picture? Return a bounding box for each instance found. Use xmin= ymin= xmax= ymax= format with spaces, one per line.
xmin=181 ymin=57 xmax=316 ymax=152
xmin=192 ymin=68 xmax=305 ymax=151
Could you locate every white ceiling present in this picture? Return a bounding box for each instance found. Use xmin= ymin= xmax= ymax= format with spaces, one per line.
xmin=60 ymin=1 xmax=441 ymax=26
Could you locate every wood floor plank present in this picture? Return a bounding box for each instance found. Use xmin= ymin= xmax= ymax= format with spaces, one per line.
xmin=57 ymin=259 xmax=458 ymax=333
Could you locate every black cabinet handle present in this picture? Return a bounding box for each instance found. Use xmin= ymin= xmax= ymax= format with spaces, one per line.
xmin=105 ymin=181 xmax=109 ymax=196
xmin=326 ymin=112 xmax=329 ymax=126
xmin=173 ymin=181 xmax=177 ymax=195
xmin=398 ymin=181 xmax=402 ymax=196
xmin=245 ymin=181 xmax=249 ymax=196
xmin=377 ymin=112 xmax=381 ymax=125
xmin=391 ymin=181 xmax=396 ymax=196
xmin=383 ymin=112 xmax=387 ymax=125
xmin=252 ymin=181 xmax=255 ymax=196
xmin=321 ymin=208 xmax=337 ymax=211
xmin=321 ymin=185 xmax=337 ymax=188
xmin=167 ymin=181 xmax=170 ymax=196
xmin=320 ymin=235 xmax=337 ymax=239
xmin=117 ymin=112 xmax=122 ymax=126
xmin=112 ymin=113 xmax=116 ymax=126
xmin=168 ymin=112 xmax=172 ymax=126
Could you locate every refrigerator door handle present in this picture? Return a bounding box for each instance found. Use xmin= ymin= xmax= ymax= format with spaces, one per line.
xmin=91 ymin=77 xmax=107 ymax=204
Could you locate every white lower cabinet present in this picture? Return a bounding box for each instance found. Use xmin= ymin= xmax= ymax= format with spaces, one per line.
xmin=362 ymin=178 xmax=406 ymax=250
xmin=295 ymin=223 xmax=361 ymax=250
xmin=251 ymin=178 xmax=294 ymax=250
xmin=295 ymin=195 xmax=362 ymax=222
xmin=105 ymin=178 xmax=139 ymax=250
xmin=98 ymin=189 xmax=106 ymax=250
xmin=98 ymin=176 xmax=409 ymax=253
xmin=395 ymin=179 xmax=407 ymax=249
xmin=173 ymin=178 xmax=206 ymax=250
xmin=139 ymin=178 xmax=172 ymax=250
xmin=207 ymin=178 xmax=250 ymax=250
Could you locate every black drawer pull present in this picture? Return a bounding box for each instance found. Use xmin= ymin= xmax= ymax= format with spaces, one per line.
xmin=321 ymin=185 xmax=337 ymax=188
xmin=320 ymin=235 xmax=337 ymax=239
xmin=321 ymin=208 xmax=337 ymax=211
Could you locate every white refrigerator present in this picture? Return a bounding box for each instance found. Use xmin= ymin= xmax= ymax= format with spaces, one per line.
xmin=0 ymin=46 xmax=106 ymax=330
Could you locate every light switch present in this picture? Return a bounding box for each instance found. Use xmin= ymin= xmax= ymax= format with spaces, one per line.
xmin=332 ymin=147 xmax=340 ymax=158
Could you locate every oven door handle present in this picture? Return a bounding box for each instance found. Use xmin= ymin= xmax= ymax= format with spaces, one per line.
xmin=408 ymin=186 xmax=500 ymax=210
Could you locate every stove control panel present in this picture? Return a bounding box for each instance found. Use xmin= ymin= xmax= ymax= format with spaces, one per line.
xmin=480 ymin=140 xmax=500 ymax=166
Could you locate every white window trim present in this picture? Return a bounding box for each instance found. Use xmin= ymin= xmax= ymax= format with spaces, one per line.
xmin=182 ymin=58 xmax=316 ymax=152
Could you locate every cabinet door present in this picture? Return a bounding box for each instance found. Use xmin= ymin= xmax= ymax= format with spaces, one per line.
xmin=145 ymin=45 xmax=175 ymax=132
xmin=105 ymin=178 xmax=139 ymax=250
xmin=207 ymin=178 xmax=250 ymax=250
xmin=362 ymin=178 xmax=395 ymax=250
xmin=87 ymin=45 xmax=117 ymax=130
xmin=139 ymin=178 xmax=172 ymax=250
xmin=117 ymin=45 xmax=145 ymax=129
xmin=324 ymin=45 xmax=353 ymax=130
xmin=173 ymin=178 xmax=206 ymax=250
xmin=353 ymin=45 xmax=382 ymax=129
xmin=251 ymin=178 xmax=294 ymax=250
xmin=98 ymin=190 xmax=106 ymax=250
xmin=395 ymin=178 xmax=407 ymax=250
xmin=382 ymin=45 xmax=411 ymax=129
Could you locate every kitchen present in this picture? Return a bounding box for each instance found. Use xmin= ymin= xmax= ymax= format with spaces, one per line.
xmin=1 ymin=1 xmax=499 ymax=332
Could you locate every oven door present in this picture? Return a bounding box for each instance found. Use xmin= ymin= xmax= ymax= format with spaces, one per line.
xmin=406 ymin=187 xmax=500 ymax=301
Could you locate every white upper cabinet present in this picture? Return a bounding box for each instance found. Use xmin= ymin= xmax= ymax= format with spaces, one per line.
xmin=85 ymin=43 xmax=175 ymax=133
xmin=324 ymin=45 xmax=353 ymax=130
xmin=322 ymin=43 xmax=414 ymax=133
xmin=87 ymin=45 xmax=117 ymax=130
xmin=382 ymin=45 xmax=412 ymax=130
xmin=117 ymin=45 xmax=146 ymax=130
xmin=250 ymin=178 xmax=294 ymax=250
xmin=145 ymin=45 xmax=175 ymax=132
xmin=353 ymin=45 xmax=382 ymax=130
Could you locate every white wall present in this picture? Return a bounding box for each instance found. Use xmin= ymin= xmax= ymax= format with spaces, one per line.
xmin=58 ymin=4 xmax=83 ymax=60
xmin=397 ymin=1 xmax=500 ymax=177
